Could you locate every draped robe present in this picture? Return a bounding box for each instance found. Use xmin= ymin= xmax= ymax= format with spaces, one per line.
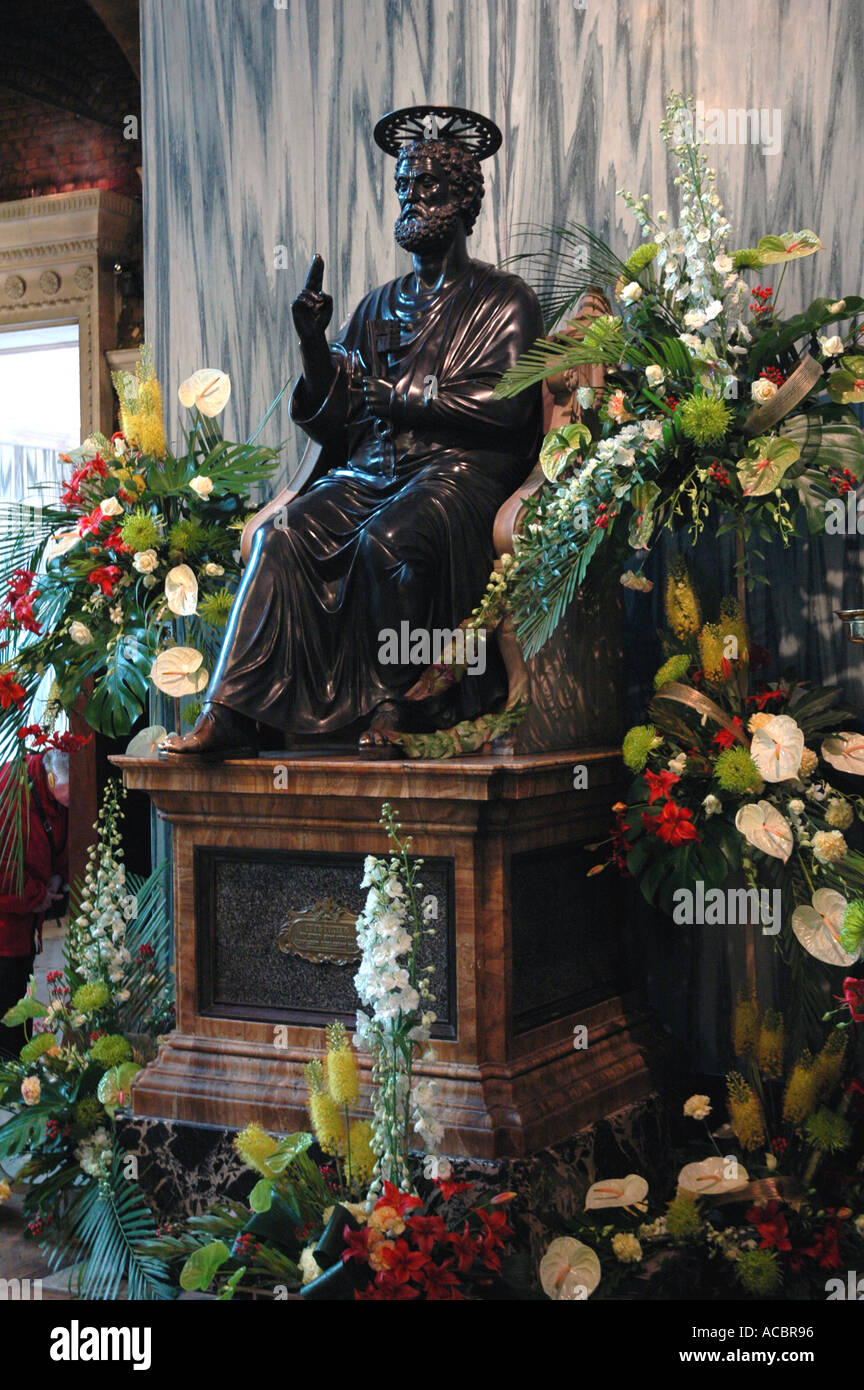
xmin=208 ymin=259 xmax=543 ymax=735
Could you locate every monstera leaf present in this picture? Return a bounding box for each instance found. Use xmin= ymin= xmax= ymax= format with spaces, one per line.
xmin=737 ymin=435 xmax=800 ymax=496
xmin=84 ymin=627 xmax=152 ymax=736
xmin=539 ymin=423 xmax=592 ymax=482
xmin=779 ymin=410 xmax=864 ymax=480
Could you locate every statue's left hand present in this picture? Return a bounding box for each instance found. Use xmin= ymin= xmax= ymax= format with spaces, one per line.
xmin=361 ymin=376 xmax=393 ymax=419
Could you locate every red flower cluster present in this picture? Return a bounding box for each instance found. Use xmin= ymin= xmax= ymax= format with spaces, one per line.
xmin=759 ymin=366 xmax=785 ymax=388
xmin=16 ymin=724 xmax=91 ymax=754
xmin=709 ymin=461 xmax=731 ymax=486
xmin=750 ymin=285 xmax=774 ymax=315
xmin=829 ymin=466 xmax=857 ymax=496
xmin=2 ymin=569 xmax=41 ymax=636
xmin=745 ymin=687 xmax=785 ymax=712
xmin=87 ymin=565 xmax=121 ymax=597
xmin=594 ymin=501 xmax=618 ymax=530
xmin=60 ymin=453 xmax=108 ymax=511
xmin=344 ymin=1180 xmax=513 ymax=1301
xmin=712 ymin=716 xmax=745 ymax=750
xmin=840 ymin=976 xmax=864 ymax=1023
xmin=0 ymin=672 xmax=26 ymax=711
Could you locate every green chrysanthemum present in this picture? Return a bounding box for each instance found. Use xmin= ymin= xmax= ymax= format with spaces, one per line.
xmin=841 ymin=899 xmax=864 ymax=954
xmin=74 ymin=1097 xmax=106 ymax=1131
xmin=622 ymin=723 xmax=659 ymax=773
xmin=624 ymin=242 xmax=659 ymax=277
xmin=89 ymin=1034 xmax=132 ymax=1068
xmin=19 ymin=1033 xmax=57 ymax=1064
xmin=167 ymin=518 xmax=207 ymax=557
xmin=197 ymin=589 xmax=234 ymax=629
xmin=666 ymin=1193 xmax=702 ymax=1246
xmin=653 ymin=654 xmax=691 ymax=690
xmin=120 ymin=509 xmax=163 ymax=552
xmin=71 ymin=980 xmax=110 ymax=1015
xmin=714 ymin=746 xmax=762 ymax=792
xmin=732 ymin=248 xmax=764 ymax=270
xmin=678 ymin=394 xmax=733 ymax=447
xmin=736 ymin=1249 xmax=782 ymax=1297
xmin=803 ymin=1106 xmax=852 ymax=1154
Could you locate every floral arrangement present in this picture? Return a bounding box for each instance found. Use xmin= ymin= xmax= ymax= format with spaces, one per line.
xmin=484 ymin=90 xmax=864 ymax=656
xmin=0 ymin=780 xmax=174 ymax=1298
xmin=539 ymin=987 xmax=864 ymax=1301
xmin=590 ymin=562 xmax=864 ymax=1048
xmin=0 ymin=348 xmax=283 ymax=880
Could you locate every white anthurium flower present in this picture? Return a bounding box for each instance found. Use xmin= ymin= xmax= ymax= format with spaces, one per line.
xmin=792 ymin=888 xmax=859 ymax=967
xmin=177 ymin=368 xmax=232 ymax=417
xmin=150 ymin=646 xmax=209 ymax=697
xmin=584 ymin=1174 xmax=649 ymax=1213
xmin=69 ymin=620 xmax=93 ymax=645
xmin=45 ymin=528 xmax=82 ymax=560
xmin=99 ymin=496 xmax=123 ymax=518
xmin=189 ymin=475 xmax=214 ymax=498
xmin=749 ymin=715 xmax=804 ymax=782
xmin=677 ymin=1156 xmax=749 ymax=1196
xmin=125 ymin=725 xmax=168 ymax=757
xmin=821 ymin=733 xmax=864 ymax=776
xmin=539 ymin=1237 xmax=602 ymax=1300
xmin=735 ymin=801 xmax=794 ymax=862
xmin=164 ymin=564 xmax=198 ymax=616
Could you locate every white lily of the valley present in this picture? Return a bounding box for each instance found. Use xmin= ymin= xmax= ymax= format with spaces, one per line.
xmin=164 ymin=564 xmax=198 ymax=616
xmin=177 ymin=368 xmax=232 ymax=417
xmin=584 ymin=1174 xmax=649 ymax=1213
xmin=821 ymin=733 xmax=864 ymax=776
xmin=150 ymin=646 xmax=209 ymax=697
xmin=677 ymin=1156 xmax=749 ymax=1196
xmin=791 ymin=888 xmax=859 ymax=967
xmin=539 ymin=1237 xmax=602 ymax=1300
xmin=749 ymin=714 xmax=804 ymax=782
xmin=735 ymin=800 xmax=793 ymax=862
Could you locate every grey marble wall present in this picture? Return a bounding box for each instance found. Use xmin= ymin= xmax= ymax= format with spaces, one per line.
xmin=141 ymin=0 xmax=864 ymax=697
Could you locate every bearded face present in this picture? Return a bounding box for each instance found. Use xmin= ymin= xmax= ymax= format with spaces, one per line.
xmin=393 ymin=154 xmax=463 ymax=253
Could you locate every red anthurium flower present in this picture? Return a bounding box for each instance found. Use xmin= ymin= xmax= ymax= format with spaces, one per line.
xmin=377 ymin=1238 xmax=429 ymax=1283
xmin=0 ymin=672 xmax=26 ymax=710
xmin=643 ymin=769 xmax=681 ymax=804
xmin=747 ymin=1201 xmax=791 ymax=1252
xmin=643 ymin=800 xmax=700 ymax=845
xmin=86 ymin=565 xmax=121 ymax=597
xmin=840 ymin=977 xmax=864 ymax=1023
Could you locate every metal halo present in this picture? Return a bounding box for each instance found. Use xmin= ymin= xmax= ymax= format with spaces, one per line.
xmin=373 ymin=105 xmax=502 ymax=160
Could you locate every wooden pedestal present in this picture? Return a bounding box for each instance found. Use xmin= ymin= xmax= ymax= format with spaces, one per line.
xmin=113 ymin=748 xmax=658 ymax=1159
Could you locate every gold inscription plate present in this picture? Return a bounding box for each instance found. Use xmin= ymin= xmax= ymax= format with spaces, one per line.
xmin=277 ymin=896 xmax=361 ymax=965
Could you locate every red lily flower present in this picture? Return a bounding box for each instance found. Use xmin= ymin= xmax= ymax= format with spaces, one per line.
xmin=406 ymin=1213 xmax=447 ymax=1243
xmin=415 ymin=1260 xmax=463 ymax=1299
xmin=355 ymin=1275 xmax=419 ymax=1300
xmin=16 ymin=724 xmax=47 ymax=744
xmin=377 ymin=1238 xmax=429 ymax=1283
xmin=341 ymin=1225 xmax=372 ymax=1264
xmin=446 ymin=1223 xmax=480 ymax=1273
xmin=77 ymin=507 xmax=105 ymax=537
xmin=435 ymin=1176 xmax=474 ymax=1202
xmin=712 ymin=717 xmax=744 ymax=750
xmin=473 ymin=1207 xmax=513 ymax=1243
xmin=840 ymin=977 xmax=864 ymax=1023
xmin=643 ymin=768 xmax=681 ymax=804
xmin=86 ymin=565 xmax=121 ymax=597
xmin=643 ymin=800 xmax=700 ymax=845
xmin=375 ymin=1180 xmax=424 ymax=1218
xmin=747 ymin=1201 xmax=791 ymax=1252
xmin=6 ymin=569 xmax=35 ymax=602
xmin=0 ymin=672 xmax=26 ymax=710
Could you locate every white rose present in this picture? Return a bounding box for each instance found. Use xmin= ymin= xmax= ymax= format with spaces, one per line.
xmin=133 ymin=548 xmax=159 ymax=574
xmin=99 ymin=497 xmax=123 ymax=517
xmin=679 ymin=332 xmax=703 ymax=352
xmin=645 ymin=364 xmax=665 ymax=388
xmin=751 ymin=378 xmax=778 ymax=403
xmin=575 ymin=387 xmax=595 ymax=409
xmin=189 ymin=475 xmax=214 ymax=498
xmin=713 ymin=254 xmax=733 ymax=273
xmin=618 ymin=281 xmax=642 ymax=304
xmin=827 ymin=300 xmax=846 ymax=314
xmin=684 ymin=309 xmax=708 ymax=330
xmin=702 ymin=794 xmax=722 ymax=818
xmin=203 ymin=562 xmax=225 ymax=577
xmin=668 ymin=752 xmax=687 ymax=775
xmin=69 ymin=620 xmax=93 ymax=645
xmin=818 ymin=335 xmax=845 ymax=357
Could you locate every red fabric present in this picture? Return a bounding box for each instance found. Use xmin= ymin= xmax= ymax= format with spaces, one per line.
xmin=0 ymin=755 xmax=68 ymax=957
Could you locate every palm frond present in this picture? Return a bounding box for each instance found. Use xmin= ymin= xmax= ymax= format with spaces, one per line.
xmin=504 ymin=222 xmax=630 ymax=330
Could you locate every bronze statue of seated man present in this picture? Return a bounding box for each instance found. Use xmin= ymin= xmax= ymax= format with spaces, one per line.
xmin=161 ymin=106 xmax=543 ymax=760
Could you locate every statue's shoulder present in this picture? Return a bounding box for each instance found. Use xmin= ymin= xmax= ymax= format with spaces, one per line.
xmin=467 ymin=259 xmax=541 ymax=307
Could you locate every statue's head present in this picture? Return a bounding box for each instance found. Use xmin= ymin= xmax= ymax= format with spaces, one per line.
xmin=393 ymin=138 xmax=484 ymax=253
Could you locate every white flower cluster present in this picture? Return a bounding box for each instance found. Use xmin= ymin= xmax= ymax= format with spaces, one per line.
xmin=71 ymin=794 xmax=138 ymax=999
xmin=75 ymin=1126 xmax=112 ymax=1179
xmin=353 ymin=842 xmax=441 ymax=1195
